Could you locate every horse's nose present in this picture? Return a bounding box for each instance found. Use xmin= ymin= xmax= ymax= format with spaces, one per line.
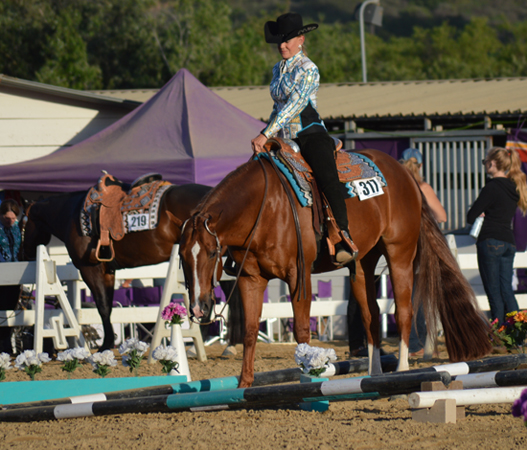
xmin=201 ymin=302 xmax=210 ymax=319
xmin=192 ymin=304 xmax=204 ymax=318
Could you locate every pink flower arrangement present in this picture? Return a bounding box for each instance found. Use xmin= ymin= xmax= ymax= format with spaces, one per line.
xmin=162 ymin=302 xmax=188 ymax=326
xmin=512 ymin=388 xmax=527 ymax=427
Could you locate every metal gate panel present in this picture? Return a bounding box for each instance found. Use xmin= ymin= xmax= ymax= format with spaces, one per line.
xmin=411 ymin=137 xmax=492 ymax=231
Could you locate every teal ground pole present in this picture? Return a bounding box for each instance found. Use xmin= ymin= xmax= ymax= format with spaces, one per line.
xmin=0 ymin=375 xmax=186 ymax=405
xmin=299 ymin=374 xmax=330 ymax=412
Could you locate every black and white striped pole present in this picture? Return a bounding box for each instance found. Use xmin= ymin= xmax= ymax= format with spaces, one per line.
xmin=0 ymin=371 xmax=450 ymax=422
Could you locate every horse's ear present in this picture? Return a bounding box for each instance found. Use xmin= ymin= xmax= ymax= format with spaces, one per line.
xmin=165 ymin=210 xmax=183 ymax=228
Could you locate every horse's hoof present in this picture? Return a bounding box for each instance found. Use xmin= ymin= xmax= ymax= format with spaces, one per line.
xmin=222 ymin=345 xmax=237 ymax=356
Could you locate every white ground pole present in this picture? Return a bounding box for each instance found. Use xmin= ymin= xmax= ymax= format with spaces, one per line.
xmin=408 ymin=386 xmax=527 ymax=409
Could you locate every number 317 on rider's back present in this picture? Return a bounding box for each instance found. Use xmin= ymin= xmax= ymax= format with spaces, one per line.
xmin=352 ymin=177 xmax=384 ymax=201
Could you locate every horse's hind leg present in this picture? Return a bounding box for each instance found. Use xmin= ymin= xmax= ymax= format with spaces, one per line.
xmin=386 ymin=253 xmax=415 ymax=372
xmin=351 ymin=254 xmax=383 ymax=375
xmin=80 ymin=265 xmax=115 ymax=351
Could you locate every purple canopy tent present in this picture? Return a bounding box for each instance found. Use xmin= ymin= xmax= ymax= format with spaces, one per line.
xmin=0 ymin=69 xmax=265 ymax=192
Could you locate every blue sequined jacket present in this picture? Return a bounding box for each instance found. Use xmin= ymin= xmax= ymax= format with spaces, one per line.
xmin=262 ymin=51 xmax=327 ymax=140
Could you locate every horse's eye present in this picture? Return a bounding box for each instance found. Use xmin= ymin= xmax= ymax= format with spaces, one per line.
xmin=210 ymin=250 xmax=217 ymax=259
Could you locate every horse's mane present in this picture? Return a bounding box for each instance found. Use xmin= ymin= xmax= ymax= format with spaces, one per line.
xmin=190 ymin=159 xmax=256 ymax=219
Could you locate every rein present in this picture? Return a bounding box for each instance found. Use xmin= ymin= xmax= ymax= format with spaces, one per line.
xmin=262 ymin=147 xmax=307 ymax=301
xmin=187 ymin=158 xmax=269 ymax=326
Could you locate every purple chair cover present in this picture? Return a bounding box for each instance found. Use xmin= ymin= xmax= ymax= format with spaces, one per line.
xmin=81 ymin=287 xmax=134 ymax=307
xmin=317 ymin=280 xmax=332 ymax=298
xmin=132 ymin=286 xmax=163 ymax=306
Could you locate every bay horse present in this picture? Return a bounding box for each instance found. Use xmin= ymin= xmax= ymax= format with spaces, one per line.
xmin=21 ymin=183 xmax=211 ymax=350
xmin=179 ymin=148 xmax=492 ymax=388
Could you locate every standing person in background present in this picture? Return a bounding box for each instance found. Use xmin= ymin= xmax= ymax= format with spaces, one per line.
xmin=400 ymin=148 xmax=447 ymax=357
xmin=251 ymin=12 xmax=358 ymax=265
xmin=467 ymin=147 xmax=527 ymax=324
xmin=400 ymin=148 xmax=447 ymax=223
xmin=0 ymin=199 xmax=22 ymax=354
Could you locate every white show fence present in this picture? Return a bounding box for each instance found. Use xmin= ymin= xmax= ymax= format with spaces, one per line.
xmin=0 ymin=244 xmax=207 ymax=361
xmin=2 ymin=236 xmax=527 ymax=354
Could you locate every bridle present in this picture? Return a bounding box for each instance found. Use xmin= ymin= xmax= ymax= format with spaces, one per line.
xmin=203 ymin=218 xmax=222 ymax=288
xmin=182 ymin=157 xmax=270 ymax=326
xmin=182 ymin=141 xmax=307 ymax=326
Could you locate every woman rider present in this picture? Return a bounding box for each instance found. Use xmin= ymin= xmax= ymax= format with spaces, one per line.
xmin=251 ymin=12 xmax=358 ymax=265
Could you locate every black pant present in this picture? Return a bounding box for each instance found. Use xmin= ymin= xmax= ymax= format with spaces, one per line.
xmin=347 ymin=290 xmax=366 ymax=351
xmin=297 ymin=132 xmax=349 ymax=232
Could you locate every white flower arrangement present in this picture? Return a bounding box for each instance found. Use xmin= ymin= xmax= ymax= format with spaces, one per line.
xmin=89 ymin=349 xmax=117 ymax=378
xmin=152 ymin=344 xmax=179 ymax=375
xmin=0 ymin=352 xmax=12 ymax=381
xmin=118 ymin=338 xmax=150 ymax=375
xmin=294 ymin=343 xmax=337 ymax=377
xmin=57 ymin=347 xmax=91 ymax=375
xmin=14 ymin=350 xmax=51 ymax=381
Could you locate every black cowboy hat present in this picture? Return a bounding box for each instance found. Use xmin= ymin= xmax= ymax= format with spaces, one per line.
xmin=264 ymin=13 xmax=318 ymax=44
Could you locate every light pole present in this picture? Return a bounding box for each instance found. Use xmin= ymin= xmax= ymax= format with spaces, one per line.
xmin=357 ymin=0 xmax=383 ymax=82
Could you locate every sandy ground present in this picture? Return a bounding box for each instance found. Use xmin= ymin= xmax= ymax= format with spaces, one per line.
xmin=2 ymin=337 xmax=527 ymax=450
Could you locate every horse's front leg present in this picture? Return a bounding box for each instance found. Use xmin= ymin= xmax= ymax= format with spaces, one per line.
xmin=237 ymin=276 xmax=268 ymax=388
xmin=80 ymin=265 xmax=116 ymax=351
xmin=289 ymin=275 xmax=313 ymax=345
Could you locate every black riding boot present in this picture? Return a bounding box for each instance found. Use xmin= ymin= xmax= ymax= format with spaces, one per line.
xmin=298 ymin=132 xmax=358 ymax=263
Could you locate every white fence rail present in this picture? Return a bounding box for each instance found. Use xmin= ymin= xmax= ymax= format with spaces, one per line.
xmin=0 ymin=245 xmax=207 ymax=361
xmin=3 ymin=236 xmax=526 ymax=352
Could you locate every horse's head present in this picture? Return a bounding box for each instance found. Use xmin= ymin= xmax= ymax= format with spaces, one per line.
xmin=19 ymin=202 xmax=52 ymax=261
xmin=179 ymin=213 xmax=223 ymax=321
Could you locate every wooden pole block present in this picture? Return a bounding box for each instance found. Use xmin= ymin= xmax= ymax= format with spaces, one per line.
xmin=421 ymin=380 xmax=463 ymax=392
xmin=412 ymin=399 xmax=458 ymax=423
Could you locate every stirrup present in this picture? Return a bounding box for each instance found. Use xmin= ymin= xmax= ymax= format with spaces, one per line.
xmin=335 ymin=230 xmax=359 ymax=265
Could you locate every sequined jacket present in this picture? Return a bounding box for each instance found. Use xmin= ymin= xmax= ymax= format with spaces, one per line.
xmin=0 ymin=221 xmax=20 ymax=262
xmin=262 ymin=51 xmax=326 ymax=140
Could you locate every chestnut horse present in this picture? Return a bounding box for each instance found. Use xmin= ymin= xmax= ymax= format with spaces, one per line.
xmin=21 ymin=183 xmax=211 ymax=350
xmin=179 ymin=148 xmax=492 ymax=388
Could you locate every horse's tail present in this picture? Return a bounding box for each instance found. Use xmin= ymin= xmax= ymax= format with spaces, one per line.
xmin=414 ymin=196 xmax=492 ymax=362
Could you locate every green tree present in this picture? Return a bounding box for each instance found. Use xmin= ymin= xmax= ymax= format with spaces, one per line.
xmin=83 ymin=0 xmax=165 ymax=89
xmin=499 ymin=21 xmax=527 ymax=77
xmin=36 ymin=8 xmax=102 ymax=89
xmin=151 ymin=0 xmax=233 ymax=85
xmin=209 ymin=12 xmax=277 ymax=86
xmin=0 ymin=0 xmax=53 ymax=80
xmin=308 ymin=22 xmax=362 ymax=83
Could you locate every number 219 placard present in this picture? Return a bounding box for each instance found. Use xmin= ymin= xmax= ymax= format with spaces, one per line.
xmin=352 ymin=177 xmax=384 ymax=201
xmin=127 ymin=213 xmax=149 ymax=231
